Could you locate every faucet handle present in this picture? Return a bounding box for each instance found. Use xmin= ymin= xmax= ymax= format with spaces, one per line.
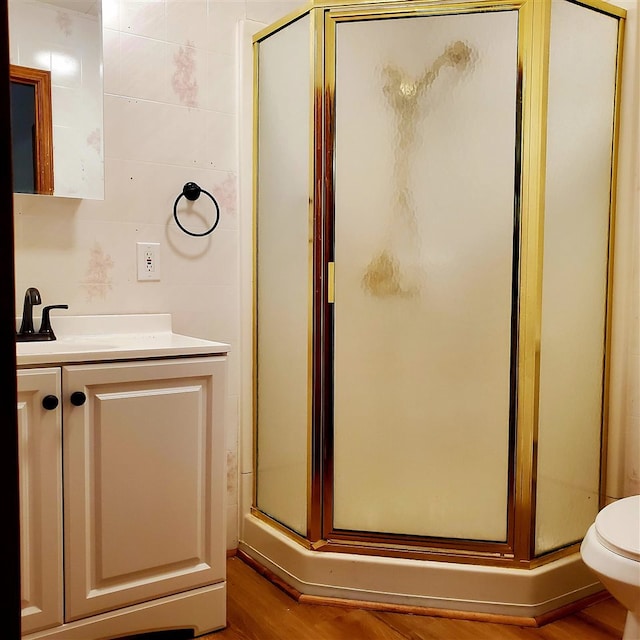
xmin=38 ymin=305 xmax=69 ymax=340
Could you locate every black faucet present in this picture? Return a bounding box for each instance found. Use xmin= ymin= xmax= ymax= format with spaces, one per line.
xmin=16 ymin=288 xmax=68 ymax=341
xmin=17 ymin=287 xmax=42 ymax=336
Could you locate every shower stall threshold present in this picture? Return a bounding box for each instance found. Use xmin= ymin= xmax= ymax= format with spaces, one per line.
xmin=239 ymin=513 xmax=606 ymax=625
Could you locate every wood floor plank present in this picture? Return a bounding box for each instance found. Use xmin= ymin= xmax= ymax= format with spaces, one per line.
xmin=213 ymin=557 xmax=401 ymax=640
xmin=375 ymin=611 xmax=546 ymax=640
xmin=199 ymin=556 xmax=626 ymax=640
xmin=576 ymin=599 xmax=628 ymax=637
xmin=534 ymin=616 xmax=623 ymax=640
xmin=312 ymin=609 xmax=410 ymax=640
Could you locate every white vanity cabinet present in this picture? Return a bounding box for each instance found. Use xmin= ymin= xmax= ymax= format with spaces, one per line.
xmin=17 ymin=345 xmax=228 ymax=639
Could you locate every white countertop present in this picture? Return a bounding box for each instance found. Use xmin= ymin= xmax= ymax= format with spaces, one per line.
xmin=16 ymin=314 xmax=230 ymax=366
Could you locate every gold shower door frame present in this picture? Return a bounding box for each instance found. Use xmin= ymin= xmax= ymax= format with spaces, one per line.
xmin=251 ymin=0 xmax=625 ymax=568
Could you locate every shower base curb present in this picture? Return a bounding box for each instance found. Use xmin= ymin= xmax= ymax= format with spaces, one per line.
xmin=240 ymin=513 xmax=605 ymax=622
xmin=237 ymin=547 xmax=611 ymax=627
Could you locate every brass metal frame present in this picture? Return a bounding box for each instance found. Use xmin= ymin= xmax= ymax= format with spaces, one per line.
xmin=513 ymin=0 xmax=552 ymax=562
xmin=321 ymin=5 xmax=337 ymax=547
xmin=309 ymin=7 xmax=325 ymax=542
xmin=251 ymin=38 xmax=260 ymax=524
xmin=251 ymin=0 xmax=626 ymax=567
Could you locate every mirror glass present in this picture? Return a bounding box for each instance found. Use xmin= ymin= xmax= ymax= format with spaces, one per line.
xmin=8 ymin=0 xmax=104 ymax=199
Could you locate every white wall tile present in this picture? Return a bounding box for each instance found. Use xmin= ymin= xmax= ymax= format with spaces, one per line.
xmin=166 ymin=0 xmax=209 ymax=49
xmin=207 ymin=1 xmax=246 ymax=56
xmin=102 ymin=0 xmax=120 ymax=31
xmin=205 ymin=111 xmax=237 ymax=170
xmin=167 ymin=41 xmax=203 ymax=107
xmin=245 ymin=0 xmax=301 ymax=25
xmin=206 ymin=52 xmax=236 ymax=115
xmin=120 ymin=0 xmax=167 ymax=40
xmin=105 ymin=96 xmax=209 ymax=166
xmin=162 ymin=227 xmax=238 ymax=286
xmin=102 ymin=29 xmax=121 ymax=95
xmin=119 ymin=33 xmax=171 ymax=103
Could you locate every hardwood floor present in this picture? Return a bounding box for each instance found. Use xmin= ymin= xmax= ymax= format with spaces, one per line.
xmin=199 ymin=556 xmax=627 ymax=640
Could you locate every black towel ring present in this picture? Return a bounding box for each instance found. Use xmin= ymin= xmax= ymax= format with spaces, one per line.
xmin=173 ymin=182 xmax=220 ymax=237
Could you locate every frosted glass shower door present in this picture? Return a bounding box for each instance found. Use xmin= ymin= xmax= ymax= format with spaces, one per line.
xmin=535 ymin=1 xmax=619 ymax=555
xmin=331 ymin=10 xmax=519 ymax=541
xmin=255 ymin=15 xmax=312 ymax=536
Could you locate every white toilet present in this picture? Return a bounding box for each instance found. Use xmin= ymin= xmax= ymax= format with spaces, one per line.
xmin=580 ymin=495 xmax=640 ymax=640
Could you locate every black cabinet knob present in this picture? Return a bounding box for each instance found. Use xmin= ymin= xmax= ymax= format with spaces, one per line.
xmin=42 ymin=395 xmax=59 ymax=410
xmin=70 ymin=391 xmax=86 ymax=406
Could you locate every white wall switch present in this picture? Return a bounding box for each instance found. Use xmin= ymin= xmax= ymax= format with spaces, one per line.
xmin=137 ymin=242 xmax=161 ymax=281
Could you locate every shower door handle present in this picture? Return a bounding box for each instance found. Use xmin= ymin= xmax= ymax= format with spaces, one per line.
xmin=327 ymin=262 xmax=335 ymax=304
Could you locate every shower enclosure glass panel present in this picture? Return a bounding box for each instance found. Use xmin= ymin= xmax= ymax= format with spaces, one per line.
xmin=535 ymin=1 xmax=619 ymax=555
xmin=255 ymin=14 xmax=312 ymax=536
xmin=331 ymin=10 xmax=519 ymax=540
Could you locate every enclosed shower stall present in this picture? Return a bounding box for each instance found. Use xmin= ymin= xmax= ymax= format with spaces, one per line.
xmin=243 ymin=0 xmax=626 ymax=617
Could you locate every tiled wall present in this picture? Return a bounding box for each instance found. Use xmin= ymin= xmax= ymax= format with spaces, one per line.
xmin=13 ymin=0 xmax=300 ymax=550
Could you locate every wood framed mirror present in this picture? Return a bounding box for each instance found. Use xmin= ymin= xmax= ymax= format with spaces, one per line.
xmin=10 ymin=64 xmax=54 ymax=195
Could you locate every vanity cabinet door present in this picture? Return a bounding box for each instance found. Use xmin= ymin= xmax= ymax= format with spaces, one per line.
xmin=62 ymin=357 xmax=227 ymax=621
xmin=17 ymin=368 xmax=64 ymax=634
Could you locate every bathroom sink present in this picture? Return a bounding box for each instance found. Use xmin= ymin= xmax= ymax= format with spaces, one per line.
xmin=15 ymin=314 xmax=230 ymax=366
